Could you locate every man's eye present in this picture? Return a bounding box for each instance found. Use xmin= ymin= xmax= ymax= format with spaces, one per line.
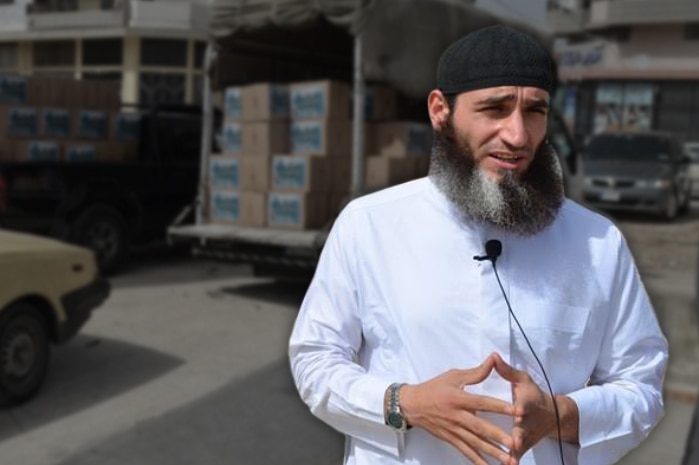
xmin=481 ymin=106 xmax=507 ymax=114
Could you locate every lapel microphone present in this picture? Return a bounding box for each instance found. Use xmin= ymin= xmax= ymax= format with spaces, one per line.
xmin=473 ymin=238 xmax=566 ymax=465
xmin=472 ymin=239 xmax=502 ymax=264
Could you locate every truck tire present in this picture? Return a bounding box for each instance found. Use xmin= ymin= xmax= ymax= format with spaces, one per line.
xmin=73 ymin=205 xmax=128 ymax=275
xmin=0 ymin=302 xmax=50 ymax=407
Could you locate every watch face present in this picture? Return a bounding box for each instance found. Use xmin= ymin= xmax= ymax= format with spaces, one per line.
xmin=388 ymin=412 xmax=404 ymax=429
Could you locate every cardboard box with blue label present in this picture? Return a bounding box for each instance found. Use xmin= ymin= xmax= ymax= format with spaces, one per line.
xmin=290 ymin=119 xmax=351 ymax=156
xmin=222 ymin=122 xmax=242 ymax=154
xmin=64 ymin=144 xmax=99 ymax=163
xmin=13 ymin=140 xmax=61 ymax=162
xmin=209 ymin=189 xmax=266 ymax=227
xmin=209 ymin=156 xmax=240 ymax=189
xmin=225 ymin=87 xmax=243 ymax=120
xmin=267 ymin=192 xmax=329 ymax=230
xmin=210 ymin=189 xmax=240 ymax=222
xmin=290 ymin=80 xmax=350 ymax=120
xmin=41 ymin=108 xmax=72 ymax=138
xmin=0 ymin=107 xmax=38 ymax=137
xmin=242 ymin=83 xmax=290 ymax=122
xmin=271 ymin=154 xmax=330 ymax=192
xmin=77 ymin=110 xmax=108 ymax=139
xmin=0 ymin=76 xmax=28 ymax=105
xmin=374 ymin=122 xmax=432 ymax=157
xmin=111 ymin=112 xmax=142 ymax=141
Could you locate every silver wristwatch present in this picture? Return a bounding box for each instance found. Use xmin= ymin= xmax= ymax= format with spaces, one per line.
xmin=384 ymin=382 xmax=410 ymax=432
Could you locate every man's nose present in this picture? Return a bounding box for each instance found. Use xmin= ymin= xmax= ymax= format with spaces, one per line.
xmin=501 ymin=110 xmax=529 ymax=149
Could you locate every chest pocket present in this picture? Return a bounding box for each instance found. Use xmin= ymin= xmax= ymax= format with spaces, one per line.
xmin=511 ymin=302 xmax=595 ymax=392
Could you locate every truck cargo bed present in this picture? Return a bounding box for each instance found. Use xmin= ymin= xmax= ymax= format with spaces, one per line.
xmin=168 ymin=223 xmax=328 ymax=272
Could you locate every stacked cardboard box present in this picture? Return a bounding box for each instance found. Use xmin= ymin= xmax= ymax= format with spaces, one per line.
xmin=365 ymin=120 xmax=432 ymax=189
xmin=0 ymin=75 xmax=131 ymax=163
xmin=208 ymin=80 xmax=429 ymax=230
xmin=209 ymin=82 xmax=290 ymax=227
xmin=265 ymin=79 xmax=355 ymax=230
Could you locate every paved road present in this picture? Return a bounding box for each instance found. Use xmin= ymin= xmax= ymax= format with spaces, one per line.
xmin=0 ymin=229 xmax=696 ymax=465
xmin=1 ymin=254 xmax=344 ymax=465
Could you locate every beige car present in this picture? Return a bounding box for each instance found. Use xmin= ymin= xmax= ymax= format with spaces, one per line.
xmin=0 ymin=229 xmax=109 ymax=407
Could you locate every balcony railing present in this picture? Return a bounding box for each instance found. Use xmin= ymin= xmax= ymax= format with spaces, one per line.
xmin=28 ymin=8 xmax=125 ymax=29
xmin=128 ymin=0 xmax=209 ymax=32
xmin=25 ymin=0 xmax=209 ymax=32
xmin=590 ymin=0 xmax=699 ymax=27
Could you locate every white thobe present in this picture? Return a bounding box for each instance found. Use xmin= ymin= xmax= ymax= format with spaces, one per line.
xmin=289 ymin=177 xmax=668 ymax=465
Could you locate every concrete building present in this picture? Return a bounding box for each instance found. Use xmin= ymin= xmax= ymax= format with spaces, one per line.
xmin=0 ymin=0 xmax=209 ymax=106
xmin=548 ymin=0 xmax=699 ymax=144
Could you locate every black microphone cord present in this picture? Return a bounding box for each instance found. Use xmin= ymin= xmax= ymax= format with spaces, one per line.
xmin=491 ymin=261 xmax=566 ymax=465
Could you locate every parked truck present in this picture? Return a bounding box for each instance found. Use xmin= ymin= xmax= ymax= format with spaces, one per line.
xmin=0 ymin=99 xmax=209 ymax=274
xmin=167 ymin=1 xmax=582 ymax=279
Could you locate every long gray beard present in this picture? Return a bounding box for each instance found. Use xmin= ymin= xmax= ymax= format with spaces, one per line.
xmin=428 ymin=123 xmax=564 ymax=236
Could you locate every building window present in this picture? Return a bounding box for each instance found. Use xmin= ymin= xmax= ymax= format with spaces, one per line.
xmin=0 ymin=42 xmax=19 ymax=68
xmin=547 ymin=0 xmax=577 ymax=11
xmin=684 ymin=23 xmax=699 ymax=40
xmin=32 ymin=0 xmax=77 ymax=11
xmin=192 ymin=74 xmax=203 ymax=104
xmin=83 ymin=71 xmax=121 ymax=81
xmin=194 ymin=42 xmax=207 ymax=69
xmin=139 ymin=72 xmax=185 ymax=105
xmin=655 ymin=82 xmax=699 ymax=141
xmin=140 ymin=39 xmax=187 ymax=67
xmin=32 ymin=70 xmax=74 ymax=79
xmin=599 ymin=26 xmax=631 ymax=43
xmin=83 ymin=38 xmax=123 ymax=66
xmin=33 ymin=40 xmax=75 ymax=67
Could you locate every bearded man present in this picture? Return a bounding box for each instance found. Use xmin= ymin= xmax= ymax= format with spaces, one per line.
xmin=289 ymin=25 xmax=667 ymax=465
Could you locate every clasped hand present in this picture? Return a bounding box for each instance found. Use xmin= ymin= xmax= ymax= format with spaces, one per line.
xmin=399 ymin=352 xmax=558 ymax=465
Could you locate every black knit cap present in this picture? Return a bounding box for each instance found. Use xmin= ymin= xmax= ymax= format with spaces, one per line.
xmin=437 ymin=25 xmax=554 ymax=95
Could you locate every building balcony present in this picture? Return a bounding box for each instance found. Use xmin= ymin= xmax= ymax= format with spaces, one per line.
xmin=0 ymin=0 xmax=30 ymax=32
xmin=24 ymin=0 xmax=209 ymax=34
xmin=547 ymin=7 xmax=588 ymax=34
xmin=128 ymin=0 xmax=209 ymax=33
xmin=27 ymin=2 xmax=126 ymax=30
xmin=589 ymin=0 xmax=699 ymax=28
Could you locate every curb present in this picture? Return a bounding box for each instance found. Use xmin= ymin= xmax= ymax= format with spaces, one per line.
xmin=665 ymin=383 xmax=698 ymax=404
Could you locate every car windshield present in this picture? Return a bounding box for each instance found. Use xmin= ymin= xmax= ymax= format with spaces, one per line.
xmin=585 ymin=134 xmax=673 ymax=162
xmin=685 ymin=145 xmax=699 ymax=162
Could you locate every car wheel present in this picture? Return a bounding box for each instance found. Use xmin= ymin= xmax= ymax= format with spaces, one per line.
xmin=0 ymin=302 xmax=50 ymax=407
xmin=73 ymin=205 xmax=128 ymax=275
xmin=679 ymin=186 xmax=692 ymax=216
xmin=663 ymin=191 xmax=679 ymax=221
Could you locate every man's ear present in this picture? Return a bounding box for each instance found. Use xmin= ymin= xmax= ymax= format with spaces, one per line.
xmin=428 ymin=90 xmax=450 ymax=130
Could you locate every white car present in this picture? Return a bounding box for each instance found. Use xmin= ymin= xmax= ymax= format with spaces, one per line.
xmin=0 ymin=229 xmax=109 ymax=407
xmin=684 ymin=141 xmax=699 ymax=199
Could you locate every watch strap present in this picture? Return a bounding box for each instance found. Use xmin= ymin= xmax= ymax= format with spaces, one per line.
xmin=384 ymin=382 xmax=410 ymax=431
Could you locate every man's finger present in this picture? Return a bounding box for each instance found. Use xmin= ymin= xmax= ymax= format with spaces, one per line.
xmin=446 ymin=427 xmax=516 ymax=465
xmin=464 ymin=393 xmax=517 ymax=416
xmin=460 ymin=412 xmax=515 ymax=450
xmin=492 ymin=352 xmax=525 ymax=383
xmin=454 ymin=357 xmax=496 ymax=386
